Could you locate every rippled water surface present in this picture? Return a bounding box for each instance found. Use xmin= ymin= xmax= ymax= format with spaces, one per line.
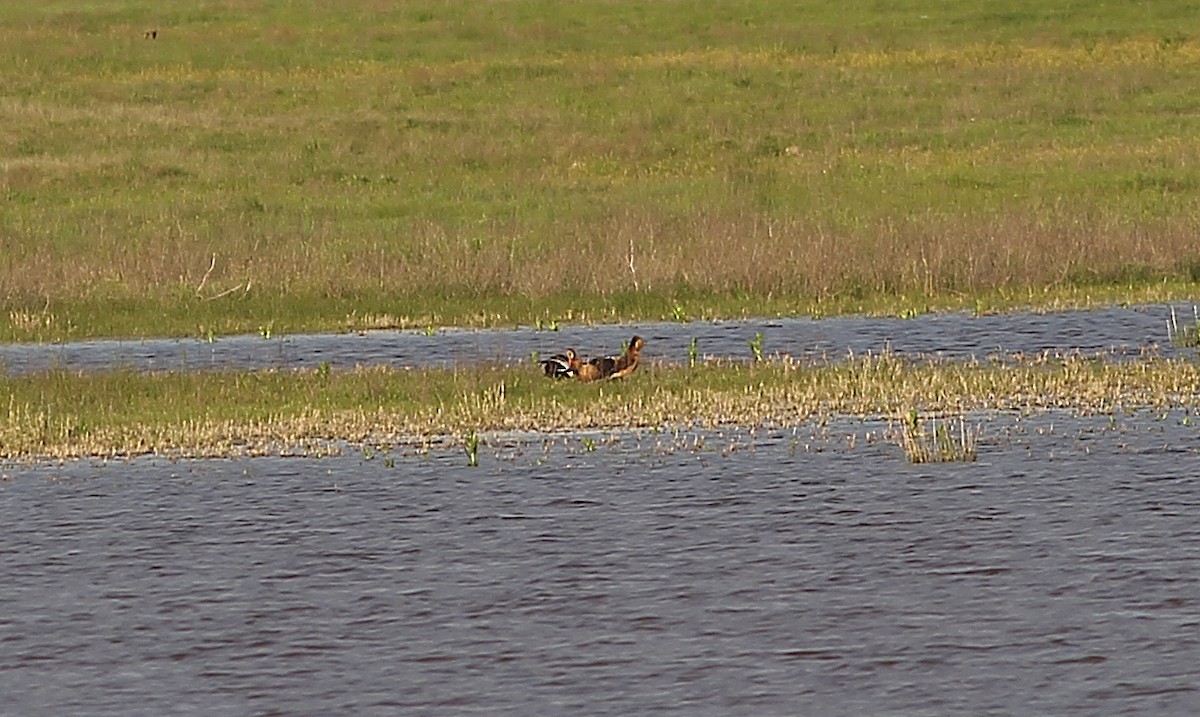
xmin=4 ymin=412 xmax=1199 ymax=715
xmin=1 ymin=304 xmax=1193 ymax=374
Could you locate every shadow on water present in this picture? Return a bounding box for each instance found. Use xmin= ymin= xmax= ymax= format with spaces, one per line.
xmin=1 ymin=304 xmax=1197 ymax=375
xmin=2 ymin=410 xmax=1199 ymax=715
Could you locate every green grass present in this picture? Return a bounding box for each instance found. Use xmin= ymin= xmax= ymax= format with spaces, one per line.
xmin=4 ymin=354 xmax=1200 ymax=459
xmin=4 ymin=0 xmax=1200 ymax=341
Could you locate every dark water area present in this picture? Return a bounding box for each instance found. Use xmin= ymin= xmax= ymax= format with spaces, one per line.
xmin=3 ymin=411 xmax=1199 ymax=716
xmin=1 ymin=304 xmax=1195 ymax=375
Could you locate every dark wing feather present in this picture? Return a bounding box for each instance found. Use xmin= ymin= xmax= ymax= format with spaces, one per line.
xmin=540 ymin=354 xmax=576 ymax=378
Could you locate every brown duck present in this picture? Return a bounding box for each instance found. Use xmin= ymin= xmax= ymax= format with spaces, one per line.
xmin=576 ymin=335 xmax=644 ymax=382
xmin=606 ymin=335 xmax=644 ymax=379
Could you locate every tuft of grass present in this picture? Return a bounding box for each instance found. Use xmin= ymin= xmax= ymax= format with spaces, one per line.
xmin=463 ymin=428 xmax=479 ymax=467
xmin=897 ymin=409 xmax=979 ymax=463
xmin=748 ymin=332 xmax=765 ymax=363
xmin=1167 ymin=306 xmax=1200 ymax=348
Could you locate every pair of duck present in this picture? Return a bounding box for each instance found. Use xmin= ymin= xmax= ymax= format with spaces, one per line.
xmin=540 ymin=335 xmax=645 ymax=382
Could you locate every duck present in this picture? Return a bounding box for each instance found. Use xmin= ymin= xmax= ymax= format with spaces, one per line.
xmin=575 ymin=357 xmax=605 ymax=382
xmin=575 ymin=335 xmax=645 ymax=382
xmin=539 ymin=348 xmax=580 ymax=379
xmin=607 ymin=335 xmax=644 ymax=379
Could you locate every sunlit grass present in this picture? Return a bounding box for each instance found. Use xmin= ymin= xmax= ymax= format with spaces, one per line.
xmin=3 ymin=1 xmax=1200 ymax=341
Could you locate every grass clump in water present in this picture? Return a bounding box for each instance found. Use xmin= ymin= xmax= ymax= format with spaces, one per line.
xmin=1167 ymin=306 xmax=1200 ymax=348
xmin=748 ymin=332 xmax=766 ymax=364
xmin=463 ymin=428 xmax=480 ymax=467
xmin=897 ymin=409 xmax=979 ymax=463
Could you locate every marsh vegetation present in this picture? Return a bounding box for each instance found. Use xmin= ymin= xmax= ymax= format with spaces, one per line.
xmin=1167 ymin=306 xmax=1200 ymax=348
xmin=4 ymin=353 xmax=1199 ymax=460
xmin=898 ymin=410 xmax=980 ymax=464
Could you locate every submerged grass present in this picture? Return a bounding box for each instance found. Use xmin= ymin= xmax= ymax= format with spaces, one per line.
xmin=4 ymin=1 xmax=1200 ymax=341
xmin=4 ymin=354 xmax=1199 ymax=460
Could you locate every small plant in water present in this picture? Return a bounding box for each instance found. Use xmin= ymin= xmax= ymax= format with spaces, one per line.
xmin=1167 ymin=306 xmax=1200 ymax=348
xmin=748 ymin=331 xmax=765 ymax=363
xmin=898 ymin=409 xmax=979 ymax=463
xmin=463 ymin=429 xmax=480 ymax=467
xmin=688 ymin=336 xmax=699 ymax=369
xmin=581 ymin=436 xmax=596 ymax=452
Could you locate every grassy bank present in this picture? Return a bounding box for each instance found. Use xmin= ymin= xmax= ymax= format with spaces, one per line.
xmin=4 ymin=0 xmax=1200 ymax=342
xmin=4 ymin=355 xmax=1198 ymax=460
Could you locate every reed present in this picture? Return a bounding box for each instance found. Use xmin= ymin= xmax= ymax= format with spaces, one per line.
xmin=898 ymin=409 xmax=979 ymax=463
xmin=4 ymin=354 xmax=1199 ymax=460
xmin=4 ymin=1 xmax=1200 ymax=341
xmin=463 ymin=428 xmax=480 ymax=467
xmin=1167 ymin=306 xmax=1200 ymax=348
xmin=748 ymin=332 xmax=766 ymax=364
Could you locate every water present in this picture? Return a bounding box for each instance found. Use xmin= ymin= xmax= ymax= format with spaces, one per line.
xmin=0 ymin=303 xmax=1192 ymax=375
xmin=3 ymin=411 xmax=1199 ymax=716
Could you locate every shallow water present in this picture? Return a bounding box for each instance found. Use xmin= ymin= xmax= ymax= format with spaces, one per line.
xmin=3 ymin=411 xmax=1199 ymax=716
xmin=1 ymin=303 xmax=1193 ymax=375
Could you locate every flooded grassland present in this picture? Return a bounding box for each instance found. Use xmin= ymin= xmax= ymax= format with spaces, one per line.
xmin=4 ymin=305 xmax=1200 ymax=462
xmin=4 ymin=307 xmax=1200 ymax=716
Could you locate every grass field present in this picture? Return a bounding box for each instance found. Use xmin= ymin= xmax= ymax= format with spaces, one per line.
xmin=3 ymin=0 xmax=1200 ymax=341
xmin=5 ymin=354 xmax=1199 ymax=459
